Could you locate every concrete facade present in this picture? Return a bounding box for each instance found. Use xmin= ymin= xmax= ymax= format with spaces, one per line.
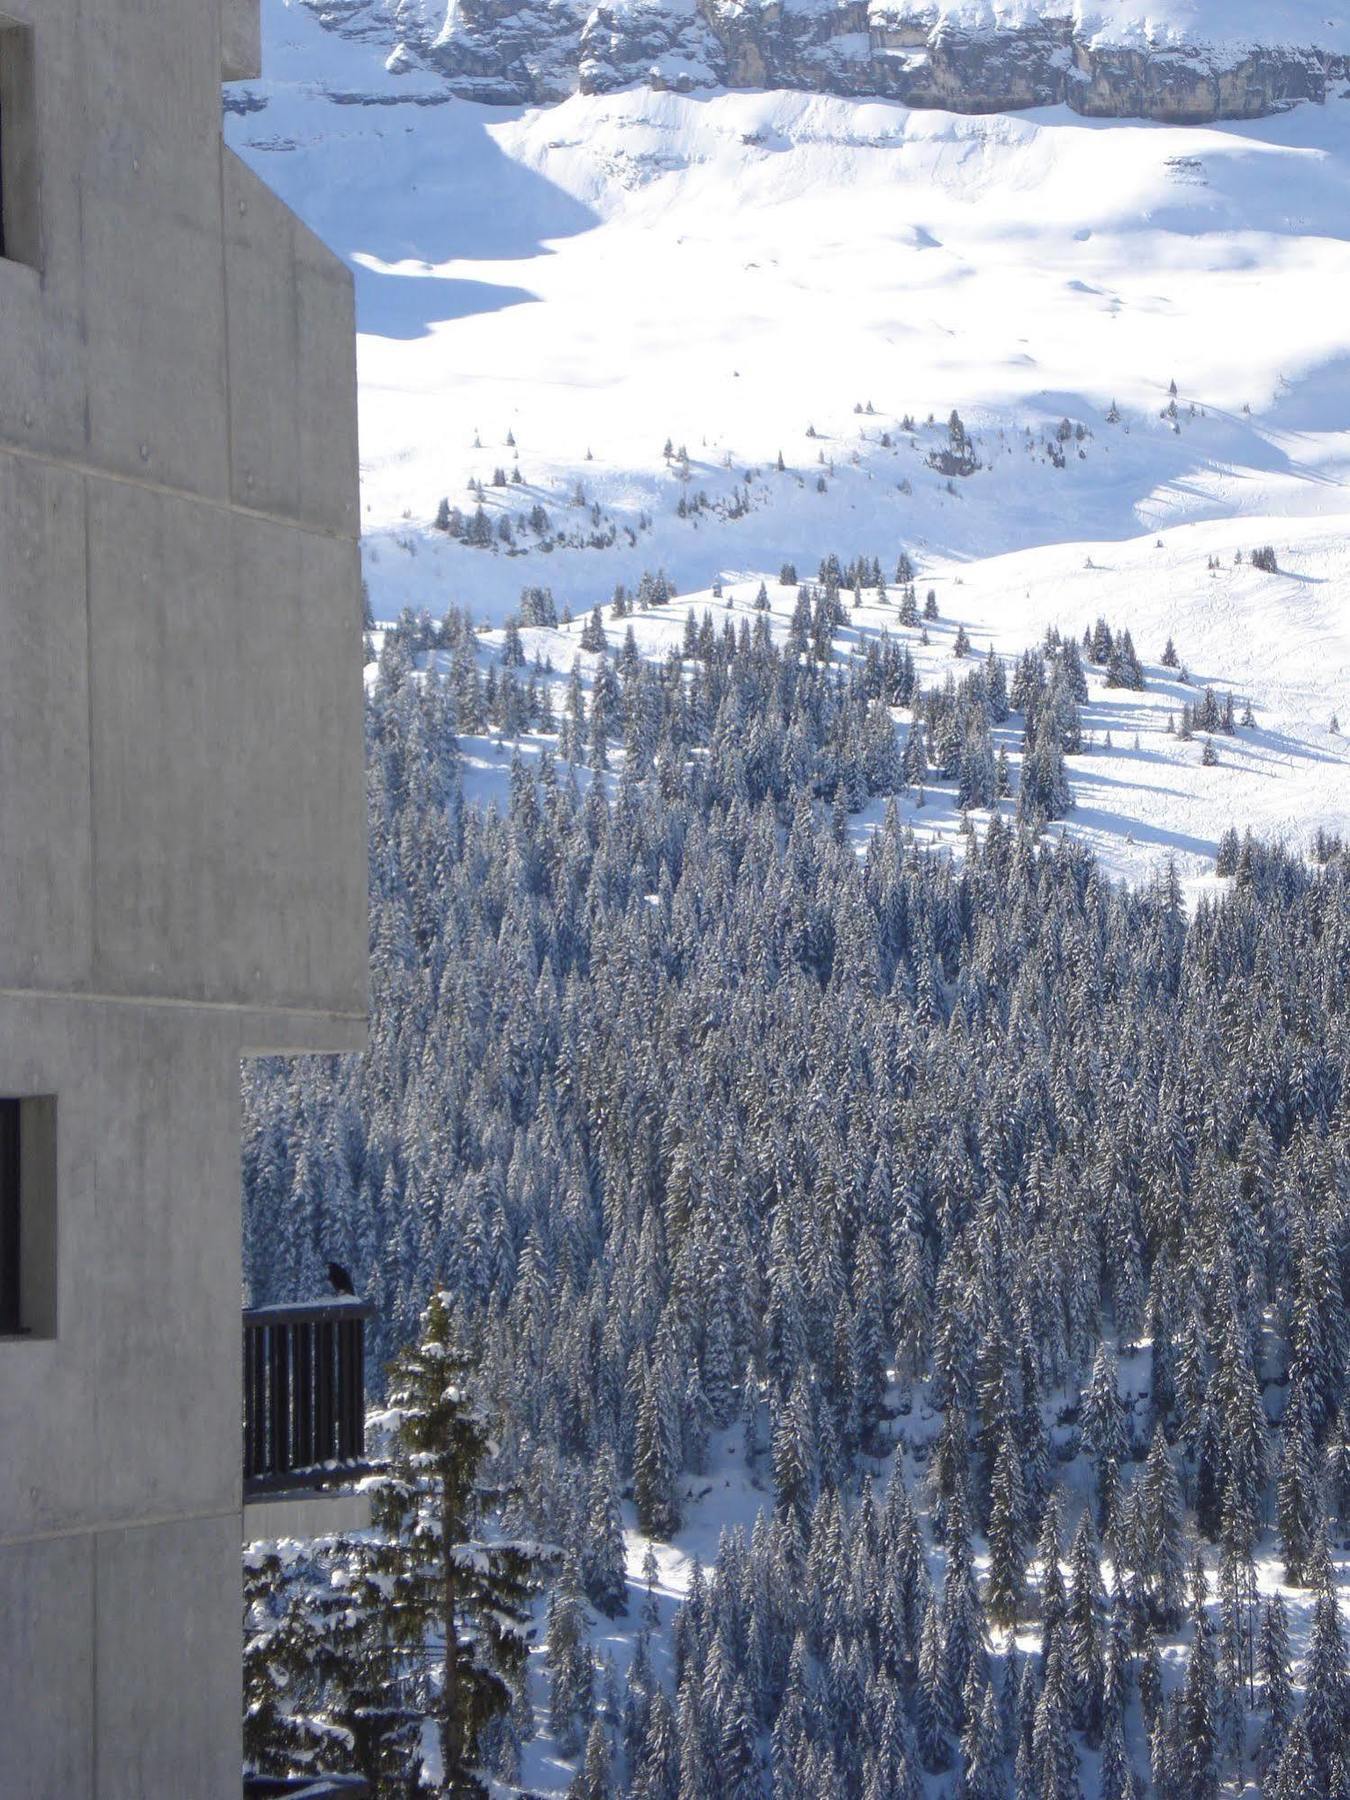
xmin=0 ymin=2 xmax=368 ymax=1794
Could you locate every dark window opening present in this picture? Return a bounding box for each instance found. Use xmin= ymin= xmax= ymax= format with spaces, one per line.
xmin=0 ymin=1099 xmax=18 ymax=1333
xmin=0 ymin=17 xmax=38 ymax=270
xmin=0 ymin=1096 xmax=56 ymax=1339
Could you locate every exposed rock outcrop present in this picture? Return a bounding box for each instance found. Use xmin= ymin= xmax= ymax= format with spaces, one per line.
xmin=302 ymin=0 xmax=1346 ymax=121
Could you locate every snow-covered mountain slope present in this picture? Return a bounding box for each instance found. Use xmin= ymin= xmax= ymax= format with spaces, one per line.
xmin=298 ymin=0 xmax=1350 ymax=115
xmin=229 ymin=0 xmax=1350 ymax=886
xmin=433 ymin=529 xmax=1350 ymax=895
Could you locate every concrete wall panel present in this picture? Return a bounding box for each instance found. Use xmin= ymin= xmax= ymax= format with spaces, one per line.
xmin=0 ymin=0 xmax=90 ymax=466
xmin=85 ymin=483 xmax=237 ymax=998
xmin=95 ymin=1513 xmax=241 ymax=1800
xmin=0 ymin=1532 xmax=95 ymax=1800
xmin=77 ymin=1 xmax=230 ymax=500
xmin=88 ymin=1008 xmax=241 ymax=1522
xmin=293 ymin=210 xmax=362 ymax=537
xmin=0 ymin=452 xmax=93 ymax=989
xmin=228 ymin=514 xmax=369 ymax=1016
xmin=0 ymin=999 xmax=245 ymax=1536
xmin=222 ymin=0 xmax=262 ymax=82
xmin=0 ymin=1005 xmax=98 ymax=1538
xmin=225 ymin=154 xmax=361 ymax=538
xmin=224 ymin=164 xmax=304 ymax=523
xmin=84 ymin=483 xmax=366 ymax=1016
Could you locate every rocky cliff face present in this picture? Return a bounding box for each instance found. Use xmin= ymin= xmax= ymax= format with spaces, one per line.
xmin=303 ymin=0 xmax=1345 ymax=121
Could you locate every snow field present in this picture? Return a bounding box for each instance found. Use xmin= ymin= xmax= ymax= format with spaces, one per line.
xmin=236 ymin=4 xmax=1350 ymax=884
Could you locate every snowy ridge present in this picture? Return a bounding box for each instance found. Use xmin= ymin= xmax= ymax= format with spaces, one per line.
xmin=325 ymin=0 xmax=1350 ymax=53
xmin=885 ymin=0 xmax=1350 ymax=56
xmin=296 ymin=0 xmax=1350 ymax=114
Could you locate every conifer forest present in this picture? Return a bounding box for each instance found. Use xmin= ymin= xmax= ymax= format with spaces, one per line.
xmin=242 ymin=593 xmax=1350 ymax=1799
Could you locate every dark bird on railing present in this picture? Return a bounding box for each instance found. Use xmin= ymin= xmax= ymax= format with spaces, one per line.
xmin=327 ymin=1261 xmax=356 ymax=1297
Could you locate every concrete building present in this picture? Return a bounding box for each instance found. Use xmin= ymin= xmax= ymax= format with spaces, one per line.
xmin=0 ymin=0 xmax=368 ymax=1792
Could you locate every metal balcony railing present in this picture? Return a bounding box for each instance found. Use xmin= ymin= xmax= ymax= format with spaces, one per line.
xmin=242 ymin=1299 xmax=373 ymax=1498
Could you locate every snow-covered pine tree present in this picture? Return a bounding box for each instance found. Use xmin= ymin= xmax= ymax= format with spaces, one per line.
xmin=365 ymin=1292 xmax=540 ymax=1793
xmin=548 ymin=1552 xmax=595 ymax=1758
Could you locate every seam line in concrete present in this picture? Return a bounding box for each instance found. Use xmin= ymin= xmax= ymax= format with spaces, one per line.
xmin=0 ymin=439 xmax=353 ymax=544
xmin=220 ymin=101 xmax=240 ymax=565
xmin=82 ymin=472 xmax=100 ymax=994
xmin=92 ymin=1521 xmax=99 ymax=1800
xmin=0 ymin=985 xmax=366 ymax=1023
xmin=0 ymin=1503 xmax=242 ymax=1551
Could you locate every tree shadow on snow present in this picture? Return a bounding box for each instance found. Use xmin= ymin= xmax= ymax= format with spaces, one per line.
xmin=1068 ymin=799 xmax=1216 ymax=862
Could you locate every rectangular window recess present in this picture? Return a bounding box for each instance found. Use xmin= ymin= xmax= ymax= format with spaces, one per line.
xmin=0 ymin=17 xmax=39 ymax=270
xmin=0 ymin=1096 xmax=57 ymax=1339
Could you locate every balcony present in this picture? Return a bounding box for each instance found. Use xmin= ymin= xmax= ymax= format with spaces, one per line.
xmin=243 ymin=1299 xmax=374 ymax=1537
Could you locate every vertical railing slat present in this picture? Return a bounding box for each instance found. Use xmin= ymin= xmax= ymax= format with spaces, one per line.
xmin=336 ymin=1318 xmax=355 ymax=1461
xmin=317 ymin=1319 xmax=335 ymax=1461
xmin=296 ymin=1321 xmax=314 ymax=1470
xmin=251 ymin=1323 xmax=267 ymax=1479
xmin=269 ymin=1323 xmax=290 ymax=1476
xmin=242 ymin=1326 xmax=254 ymax=1481
xmin=353 ymin=1318 xmax=365 ymax=1463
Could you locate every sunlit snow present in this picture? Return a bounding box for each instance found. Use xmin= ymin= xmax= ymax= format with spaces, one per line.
xmin=231 ymin=1 xmax=1350 ymax=884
